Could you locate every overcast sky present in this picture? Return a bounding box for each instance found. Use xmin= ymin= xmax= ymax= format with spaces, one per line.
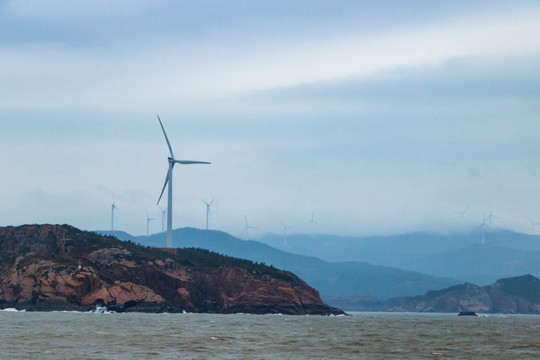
xmin=1 ymin=0 xmax=540 ymax=238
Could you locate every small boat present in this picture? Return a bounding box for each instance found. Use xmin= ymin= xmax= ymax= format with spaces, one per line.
xmin=458 ymin=311 xmax=478 ymax=316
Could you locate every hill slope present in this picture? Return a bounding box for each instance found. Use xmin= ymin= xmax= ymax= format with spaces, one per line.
xmin=121 ymin=228 xmax=460 ymax=300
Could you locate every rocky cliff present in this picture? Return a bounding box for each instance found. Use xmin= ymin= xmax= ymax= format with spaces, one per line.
xmin=0 ymin=224 xmax=343 ymax=315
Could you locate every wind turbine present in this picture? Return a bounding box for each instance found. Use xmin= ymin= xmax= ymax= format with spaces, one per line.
xmin=111 ymin=195 xmax=118 ymax=231
xmin=281 ymin=221 xmax=295 ymax=248
xmin=477 ymin=213 xmax=490 ymax=245
xmin=159 ymin=206 xmax=166 ymax=233
xmin=307 ymin=210 xmax=317 ymax=238
xmin=454 ymin=205 xmax=469 ymax=218
xmin=307 ymin=210 xmax=317 ymax=225
xmin=528 ymin=217 xmax=540 ymax=234
xmin=487 ymin=206 xmax=500 ymax=226
xmin=145 ymin=209 xmax=155 ymax=236
xmin=243 ymin=216 xmax=256 ymax=240
xmin=156 ymin=115 xmax=211 ymax=248
xmin=203 ymin=198 xmax=215 ymax=230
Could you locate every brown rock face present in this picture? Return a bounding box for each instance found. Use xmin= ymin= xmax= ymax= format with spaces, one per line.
xmin=0 ymin=224 xmax=343 ymax=315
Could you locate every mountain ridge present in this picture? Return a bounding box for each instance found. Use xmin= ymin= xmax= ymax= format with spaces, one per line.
xmin=97 ymin=227 xmax=461 ymax=300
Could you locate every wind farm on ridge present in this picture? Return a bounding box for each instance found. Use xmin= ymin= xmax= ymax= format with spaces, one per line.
xmin=101 ymin=115 xmax=538 ymax=254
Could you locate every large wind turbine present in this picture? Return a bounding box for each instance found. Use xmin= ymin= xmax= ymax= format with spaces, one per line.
xmin=156 ymin=115 xmax=211 ymax=248
xmin=203 ymin=198 xmax=215 ymax=231
xmin=111 ymin=195 xmax=117 ymax=231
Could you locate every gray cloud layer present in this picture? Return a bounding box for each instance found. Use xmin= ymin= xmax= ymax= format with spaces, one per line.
xmin=1 ymin=1 xmax=539 ymax=237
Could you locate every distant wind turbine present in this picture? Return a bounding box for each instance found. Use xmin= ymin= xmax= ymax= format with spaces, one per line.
xmin=111 ymin=195 xmax=118 ymax=231
xmin=156 ymin=115 xmax=211 ymax=248
xmin=454 ymin=205 xmax=469 ymax=218
xmin=487 ymin=206 xmax=500 ymax=226
xmin=307 ymin=210 xmax=317 ymax=238
xmin=203 ymin=198 xmax=215 ymax=231
xmin=528 ymin=217 xmax=540 ymax=234
xmin=159 ymin=206 xmax=166 ymax=233
xmin=243 ymin=216 xmax=256 ymax=240
xmin=477 ymin=213 xmax=490 ymax=245
xmin=281 ymin=221 xmax=295 ymax=248
xmin=307 ymin=210 xmax=317 ymax=225
xmin=145 ymin=209 xmax=155 ymax=236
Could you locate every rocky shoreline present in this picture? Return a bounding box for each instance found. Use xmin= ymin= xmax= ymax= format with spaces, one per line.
xmin=0 ymin=224 xmax=343 ymax=315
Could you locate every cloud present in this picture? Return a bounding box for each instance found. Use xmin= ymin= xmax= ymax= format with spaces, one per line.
xmin=1 ymin=1 xmax=540 ymax=236
xmin=2 ymin=1 xmax=539 ymax=109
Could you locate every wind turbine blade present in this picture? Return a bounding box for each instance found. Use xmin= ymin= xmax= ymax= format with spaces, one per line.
xmin=157 ymin=115 xmax=175 ymax=159
xmin=175 ymin=160 xmax=211 ymax=165
xmin=157 ymin=172 xmax=169 ymax=205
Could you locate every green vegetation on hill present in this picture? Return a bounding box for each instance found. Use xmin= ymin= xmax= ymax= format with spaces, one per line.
xmin=83 ymin=230 xmax=299 ymax=285
xmin=125 ymin=227 xmax=460 ymax=300
xmin=6 ymin=226 xmax=302 ymax=286
xmin=497 ymin=274 xmax=540 ymax=303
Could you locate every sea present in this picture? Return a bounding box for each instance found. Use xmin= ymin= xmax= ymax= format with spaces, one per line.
xmin=1 ymin=309 xmax=539 ymax=359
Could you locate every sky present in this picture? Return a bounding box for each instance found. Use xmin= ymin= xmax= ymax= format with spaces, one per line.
xmin=1 ymin=0 xmax=540 ymax=238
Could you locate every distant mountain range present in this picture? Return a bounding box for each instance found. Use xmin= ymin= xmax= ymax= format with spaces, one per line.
xmin=258 ymin=230 xmax=540 ymax=285
xmin=96 ymin=228 xmax=460 ymax=301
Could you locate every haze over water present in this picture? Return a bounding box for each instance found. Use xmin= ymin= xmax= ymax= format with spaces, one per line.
xmin=2 ymin=311 xmax=539 ymax=359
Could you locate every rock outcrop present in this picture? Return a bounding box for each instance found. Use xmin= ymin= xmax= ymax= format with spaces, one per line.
xmin=0 ymin=224 xmax=343 ymax=315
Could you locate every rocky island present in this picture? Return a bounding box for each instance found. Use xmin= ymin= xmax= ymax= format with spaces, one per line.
xmin=0 ymin=224 xmax=343 ymax=315
xmin=329 ymin=274 xmax=540 ymax=314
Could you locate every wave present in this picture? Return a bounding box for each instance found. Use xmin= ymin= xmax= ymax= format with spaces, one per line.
xmin=87 ymin=305 xmax=116 ymax=314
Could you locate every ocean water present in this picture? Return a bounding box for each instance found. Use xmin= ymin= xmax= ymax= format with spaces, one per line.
xmin=1 ymin=310 xmax=539 ymax=359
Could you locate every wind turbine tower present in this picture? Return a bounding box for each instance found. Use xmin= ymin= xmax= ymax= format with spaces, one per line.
xmin=146 ymin=209 xmax=155 ymax=236
xmin=156 ymin=115 xmax=211 ymax=248
xmin=203 ymin=198 xmax=215 ymax=231
xmin=281 ymin=221 xmax=295 ymax=248
xmin=111 ymin=196 xmax=118 ymax=231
